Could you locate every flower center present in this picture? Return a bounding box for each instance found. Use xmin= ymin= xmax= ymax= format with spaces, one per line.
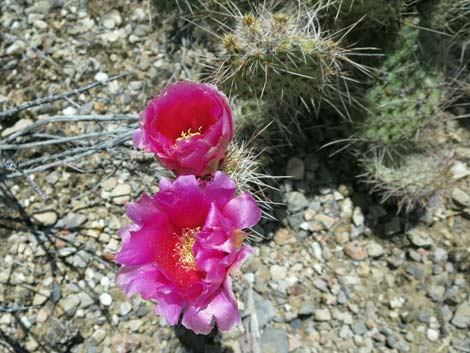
xmin=176 ymin=127 xmax=202 ymax=142
xmin=175 ymin=227 xmax=201 ymax=270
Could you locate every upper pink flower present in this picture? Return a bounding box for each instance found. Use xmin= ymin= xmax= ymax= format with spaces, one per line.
xmin=115 ymin=172 xmax=261 ymax=334
xmin=133 ymin=81 xmax=234 ymax=176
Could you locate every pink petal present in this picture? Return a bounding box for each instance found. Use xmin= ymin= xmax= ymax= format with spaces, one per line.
xmin=230 ymin=245 xmax=254 ymax=271
xmin=223 ymin=192 xmax=261 ymax=229
xmin=200 ymin=204 xmax=233 ymax=251
xmin=208 ymin=277 xmax=241 ymax=331
xmin=194 ymin=247 xmax=234 ymax=283
xmin=125 ymin=193 xmax=168 ymax=226
xmin=182 ymin=305 xmax=214 ymax=335
xmin=204 ymin=171 xmax=237 ymax=208
xmin=182 ymin=278 xmax=241 ymax=334
xmin=117 ymin=224 xmax=138 ymax=242
xmin=155 ymin=175 xmax=208 ymax=229
xmin=173 ymin=140 xmax=212 ymax=176
xmin=154 ymin=293 xmax=184 ymax=325
xmin=115 ymin=227 xmax=159 ymax=266
xmin=116 ymin=264 xmax=162 ymax=299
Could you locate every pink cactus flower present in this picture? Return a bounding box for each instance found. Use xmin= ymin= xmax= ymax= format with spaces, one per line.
xmin=133 ymin=81 xmax=234 ymax=176
xmin=115 ymin=172 xmax=261 ymax=334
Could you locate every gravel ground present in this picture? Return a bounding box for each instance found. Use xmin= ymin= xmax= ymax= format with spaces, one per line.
xmin=1 ymin=1 xmax=470 ymax=353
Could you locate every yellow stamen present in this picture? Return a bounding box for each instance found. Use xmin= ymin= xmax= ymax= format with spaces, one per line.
xmin=175 ymin=227 xmax=201 ymax=270
xmin=176 ymin=127 xmax=202 ymax=142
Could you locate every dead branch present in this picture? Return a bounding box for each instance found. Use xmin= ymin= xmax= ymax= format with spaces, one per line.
xmin=4 ymin=131 xmax=133 ymax=178
xmin=2 ymin=114 xmax=139 ymax=143
xmin=0 ymin=129 xmax=132 ymax=150
xmin=1 ymin=114 xmax=139 ymax=143
xmin=0 ymin=73 xmax=131 ymax=120
xmin=4 ymin=160 xmax=47 ymax=200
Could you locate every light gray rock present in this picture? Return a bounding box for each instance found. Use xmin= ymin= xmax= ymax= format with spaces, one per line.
xmin=6 ymin=40 xmax=26 ymax=55
xmin=111 ymin=184 xmax=131 ymax=205
xmin=452 ymin=188 xmax=470 ymax=207
xmin=120 ymin=302 xmax=132 ymax=316
xmin=287 ymin=192 xmax=308 ymax=212
xmin=427 ymin=285 xmax=445 ymax=302
xmin=270 ymin=265 xmax=287 ymax=281
xmin=286 ymin=157 xmax=305 ymax=181
xmin=352 ymin=207 xmax=364 ymax=227
xmin=133 ymin=24 xmax=149 ymax=37
xmin=78 ymin=292 xmax=94 ymax=309
xmin=408 ymin=228 xmax=433 ymax=248
xmin=254 ymin=293 xmax=276 ymax=329
xmin=72 ymin=250 xmax=90 ymax=268
xmin=1 ymin=118 xmax=32 ymax=137
xmin=33 ymin=20 xmax=48 ymax=30
xmin=339 ymin=325 xmax=353 ymax=339
xmin=298 ymin=303 xmax=315 ymax=316
xmin=261 ymin=327 xmax=289 ymax=353
xmin=451 ymin=161 xmax=470 ymax=180
xmin=99 ymin=293 xmax=112 ymax=306
xmin=129 ymin=81 xmax=143 ymax=91
xmin=91 ymin=329 xmax=106 ymax=344
xmin=62 ymin=294 xmax=80 ymax=316
xmin=33 ymin=212 xmax=57 ymax=226
xmin=426 ymin=328 xmax=439 ymax=342
xmin=45 ymin=171 xmax=59 ymax=185
xmin=366 ymin=241 xmax=384 ymax=258
xmin=451 ymin=302 xmax=470 ymax=329
xmin=58 ymin=247 xmax=75 ymax=257
xmin=63 ymin=213 xmax=88 ymax=229
xmin=315 ymin=308 xmax=331 ymax=321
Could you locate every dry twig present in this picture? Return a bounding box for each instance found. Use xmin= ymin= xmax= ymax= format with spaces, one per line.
xmin=0 ymin=73 xmax=130 ymax=120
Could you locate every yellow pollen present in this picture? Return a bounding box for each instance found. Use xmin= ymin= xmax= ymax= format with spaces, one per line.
xmin=175 ymin=227 xmax=201 ymax=270
xmin=176 ymin=127 xmax=202 ymax=142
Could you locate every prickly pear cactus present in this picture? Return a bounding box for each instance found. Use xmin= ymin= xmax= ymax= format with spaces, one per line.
xmin=426 ymin=0 xmax=470 ymax=40
xmin=358 ymin=18 xmax=444 ymax=150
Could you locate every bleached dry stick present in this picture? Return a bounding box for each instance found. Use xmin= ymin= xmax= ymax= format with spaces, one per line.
xmin=5 ymin=130 xmax=134 ymax=178
xmin=0 ymin=73 xmax=130 ymax=120
xmin=1 ymin=114 xmax=139 ymax=143
xmin=0 ymin=130 xmax=132 ymax=150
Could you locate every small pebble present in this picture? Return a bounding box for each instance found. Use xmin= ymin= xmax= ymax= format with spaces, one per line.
xmin=99 ymin=293 xmax=112 ymax=306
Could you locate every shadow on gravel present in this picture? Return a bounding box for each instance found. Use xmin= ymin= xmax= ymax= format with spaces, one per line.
xmin=0 ymin=179 xmax=113 ymax=353
xmin=260 ymin=117 xmax=428 ymax=242
xmin=175 ymin=326 xmax=234 ymax=353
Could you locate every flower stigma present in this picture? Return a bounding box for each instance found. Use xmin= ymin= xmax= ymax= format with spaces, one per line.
xmin=176 ymin=127 xmax=202 ymax=142
xmin=175 ymin=227 xmax=201 ymax=270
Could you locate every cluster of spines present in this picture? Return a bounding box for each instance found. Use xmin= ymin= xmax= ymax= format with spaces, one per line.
xmin=169 ymin=0 xmax=465 ymax=213
xmin=361 ymin=151 xmax=454 ymax=212
xmin=211 ymin=8 xmax=366 ymax=116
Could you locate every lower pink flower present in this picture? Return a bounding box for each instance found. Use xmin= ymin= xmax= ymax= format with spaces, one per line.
xmin=115 ymin=172 xmax=261 ymax=334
